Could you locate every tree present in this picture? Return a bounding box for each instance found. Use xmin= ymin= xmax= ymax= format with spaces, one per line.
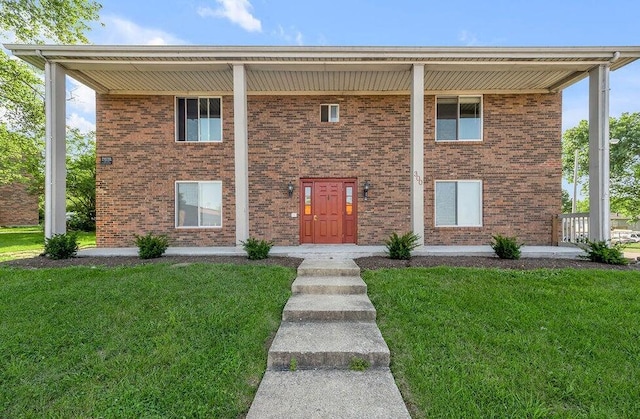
xmin=0 ymin=49 xmax=45 ymax=190
xmin=66 ymin=128 xmax=95 ymax=230
xmin=0 ymin=0 xmax=101 ymax=190
xmin=0 ymin=0 xmax=101 ymax=45
xmin=562 ymin=113 xmax=640 ymax=220
xmin=561 ymin=189 xmax=572 ymax=213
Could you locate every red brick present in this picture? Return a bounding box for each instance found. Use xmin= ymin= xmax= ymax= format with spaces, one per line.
xmin=96 ymin=93 xmax=561 ymax=247
xmin=0 ymin=181 xmax=39 ymax=226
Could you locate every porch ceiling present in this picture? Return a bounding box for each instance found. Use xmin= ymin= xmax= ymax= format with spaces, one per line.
xmin=6 ymin=45 xmax=640 ymax=95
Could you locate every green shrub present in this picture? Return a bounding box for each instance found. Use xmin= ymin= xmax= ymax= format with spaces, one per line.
xmin=134 ymin=233 xmax=169 ymax=259
xmin=385 ymin=231 xmax=420 ymax=260
xmin=490 ymin=234 xmax=523 ymax=260
xmin=67 ymin=213 xmax=96 ymax=232
xmin=241 ymin=237 xmax=274 ymax=260
xmin=580 ymin=239 xmax=628 ymax=265
xmin=44 ymin=232 xmax=79 ymax=259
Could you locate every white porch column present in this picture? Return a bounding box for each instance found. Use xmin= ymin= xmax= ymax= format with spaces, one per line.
xmin=410 ymin=64 xmax=425 ymax=245
xmin=233 ymin=64 xmax=249 ymax=245
xmin=44 ymin=61 xmax=67 ymax=238
xmin=588 ymin=64 xmax=611 ymax=242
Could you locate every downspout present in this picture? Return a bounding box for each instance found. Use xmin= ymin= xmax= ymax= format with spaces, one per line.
xmin=610 ymin=51 xmax=621 ymax=64
xmin=36 ymin=49 xmax=46 ymax=67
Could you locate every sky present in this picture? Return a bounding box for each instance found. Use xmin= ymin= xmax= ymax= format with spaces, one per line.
xmin=61 ymin=0 xmax=640 ymax=192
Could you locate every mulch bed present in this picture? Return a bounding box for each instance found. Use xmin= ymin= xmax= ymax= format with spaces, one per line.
xmin=1 ymin=255 xmax=304 ymax=269
xmin=355 ymin=256 xmax=640 ymax=271
xmin=2 ymin=254 xmax=639 ymax=271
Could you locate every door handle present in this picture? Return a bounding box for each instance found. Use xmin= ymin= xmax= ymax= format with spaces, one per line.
xmin=313 ymin=215 xmax=318 ymax=221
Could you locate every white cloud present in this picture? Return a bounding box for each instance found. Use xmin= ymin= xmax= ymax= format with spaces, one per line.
xmin=457 ymin=30 xmax=505 ymax=47
xmin=458 ymin=30 xmax=479 ymax=46
xmin=95 ymin=15 xmax=187 ymax=45
xmin=198 ymin=0 xmax=262 ymax=33
xmin=272 ymin=25 xmax=304 ymax=45
xmin=67 ymin=79 xmax=95 ymax=114
xmin=67 ymin=112 xmax=96 ymax=133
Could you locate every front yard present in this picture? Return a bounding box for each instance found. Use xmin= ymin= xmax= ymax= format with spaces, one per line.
xmin=0 ymin=226 xmax=95 ymax=262
xmin=0 ymin=263 xmax=295 ymax=417
xmin=364 ymin=267 xmax=640 ymax=418
xmin=2 ymin=244 xmax=639 ymax=417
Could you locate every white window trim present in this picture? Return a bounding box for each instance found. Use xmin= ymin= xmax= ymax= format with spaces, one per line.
xmin=434 ymin=179 xmax=483 ymax=227
xmin=175 ymin=180 xmax=223 ymax=229
xmin=175 ymin=96 xmax=223 ymax=143
xmin=320 ymin=103 xmax=339 ymax=123
xmin=435 ymin=95 xmax=483 ymax=142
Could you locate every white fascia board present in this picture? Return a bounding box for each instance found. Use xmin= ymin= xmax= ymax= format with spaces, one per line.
xmin=5 ymin=43 xmax=640 ymax=63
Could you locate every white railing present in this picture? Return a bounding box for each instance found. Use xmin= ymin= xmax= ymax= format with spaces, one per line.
xmin=558 ymin=213 xmax=589 ymax=244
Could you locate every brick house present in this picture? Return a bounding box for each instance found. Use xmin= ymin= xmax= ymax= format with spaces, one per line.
xmin=6 ymin=45 xmax=640 ymax=247
xmin=0 ymin=181 xmax=39 ymax=226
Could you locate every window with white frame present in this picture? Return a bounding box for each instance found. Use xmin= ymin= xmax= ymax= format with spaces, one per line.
xmin=436 ymin=96 xmax=482 ymax=141
xmin=176 ymin=97 xmax=222 ymax=142
xmin=435 ymin=180 xmax=482 ymax=226
xmin=320 ymin=104 xmax=339 ymax=122
xmin=176 ymin=181 xmax=222 ymax=227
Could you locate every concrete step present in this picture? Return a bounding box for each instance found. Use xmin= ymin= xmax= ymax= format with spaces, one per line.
xmin=283 ymin=294 xmax=376 ymax=322
xmin=268 ymin=321 xmax=390 ymax=370
xmin=247 ymin=369 xmax=411 ymax=418
xmin=297 ymin=258 xmax=360 ymax=277
xmin=291 ymin=275 xmax=367 ymax=295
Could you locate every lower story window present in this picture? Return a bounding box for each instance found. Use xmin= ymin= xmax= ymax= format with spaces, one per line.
xmin=176 ymin=181 xmax=222 ymax=228
xmin=435 ymin=180 xmax=482 ymax=227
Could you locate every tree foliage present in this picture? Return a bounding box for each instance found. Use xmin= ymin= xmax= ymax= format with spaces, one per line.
xmin=0 ymin=52 xmax=45 ymax=188
xmin=562 ymin=113 xmax=640 ymax=220
xmin=0 ymin=0 xmax=101 ymax=190
xmin=561 ymin=189 xmax=572 ymax=213
xmin=66 ymin=128 xmax=95 ymax=225
xmin=0 ymin=0 xmax=101 ymax=45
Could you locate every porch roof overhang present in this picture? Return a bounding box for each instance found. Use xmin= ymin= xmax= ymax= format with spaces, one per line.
xmin=5 ymin=44 xmax=640 ymax=95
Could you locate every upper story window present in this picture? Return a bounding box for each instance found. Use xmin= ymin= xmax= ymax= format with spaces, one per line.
xmin=436 ymin=96 xmax=482 ymax=141
xmin=320 ymin=104 xmax=339 ymax=122
xmin=176 ymin=97 xmax=222 ymax=142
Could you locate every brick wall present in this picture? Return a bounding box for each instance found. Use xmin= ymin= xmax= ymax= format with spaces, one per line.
xmin=248 ymin=95 xmax=411 ymax=245
xmin=423 ymin=94 xmax=562 ymax=245
xmin=96 ymin=95 xmax=236 ymax=247
xmin=96 ymin=92 xmax=561 ymax=247
xmin=0 ymin=181 xmax=39 ymax=226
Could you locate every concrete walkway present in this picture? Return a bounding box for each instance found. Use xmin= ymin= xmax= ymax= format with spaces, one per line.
xmin=246 ymin=258 xmax=410 ymax=418
xmin=79 ymin=244 xmax=585 ymax=259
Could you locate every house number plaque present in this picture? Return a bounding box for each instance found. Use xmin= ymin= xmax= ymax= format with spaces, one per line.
xmin=413 ymin=171 xmax=423 ymax=185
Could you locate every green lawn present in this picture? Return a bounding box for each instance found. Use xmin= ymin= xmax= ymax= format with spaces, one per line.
xmin=0 ymin=226 xmax=95 ymax=262
xmin=0 ymin=263 xmax=295 ymax=417
xmin=626 ymin=242 xmax=640 ymax=250
xmin=364 ymin=267 xmax=640 ymax=418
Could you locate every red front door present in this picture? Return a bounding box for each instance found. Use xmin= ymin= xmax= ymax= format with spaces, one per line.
xmin=300 ymin=179 xmax=357 ymax=244
xmin=314 ymin=181 xmax=341 ymax=243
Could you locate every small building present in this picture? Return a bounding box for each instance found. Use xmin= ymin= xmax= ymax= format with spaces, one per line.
xmin=0 ymin=181 xmax=39 ymax=227
xmin=6 ymin=45 xmax=640 ymax=247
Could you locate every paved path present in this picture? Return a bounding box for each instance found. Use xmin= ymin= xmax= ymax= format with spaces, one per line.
xmin=79 ymin=244 xmax=584 ymax=259
xmin=247 ymin=258 xmax=410 ymax=418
